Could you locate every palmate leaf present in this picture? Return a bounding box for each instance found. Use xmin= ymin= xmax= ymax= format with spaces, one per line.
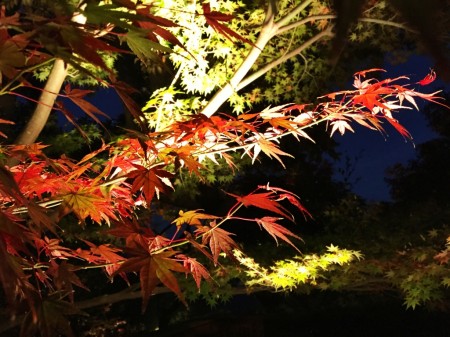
xmin=63 ymin=84 xmax=110 ymax=126
xmin=202 ymin=3 xmax=253 ymax=45
xmin=0 ymin=237 xmax=37 ymax=320
xmin=256 ymin=217 xmax=301 ymax=252
xmin=0 ymin=164 xmax=27 ymax=203
xmin=115 ymin=250 xmax=186 ymax=311
xmin=171 ymin=209 xmax=219 ymax=228
xmin=60 ymin=185 xmax=116 ymax=225
xmin=228 ymin=190 xmax=292 ymax=220
xmin=252 ymin=138 xmax=293 ymax=168
xmin=83 ymin=2 xmax=144 ymax=29
xmin=111 ymin=80 xmax=149 ymax=132
xmin=180 ymin=255 xmax=212 ymax=289
xmin=0 ymin=39 xmax=26 ymax=80
xmin=48 ymin=261 xmax=88 ymax=303
xmin=27 ymin=202 xmax=56 ymax=233
xmin=122 ymin=30 xmax=173 ymax=66
xmin=197 ymin=224 xmax=238 ymax=265
xmin=351 ymin=81 xmax=393 ymax=111
xmin=128 ymin=164 xmax=174 ymax=204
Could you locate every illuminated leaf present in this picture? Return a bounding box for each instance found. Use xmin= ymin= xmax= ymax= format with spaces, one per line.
xmin=172 ymin=209 xmax=219 ymax=228
xmin=228 ymin=191 xmax=292 ymax=219
xmin=198 ymin=224 xmax=238 ymax=265
xmin=116 ymin=250 xmax=186 ymax=311
xmin=128 ymin=165 xmax=174 ymax=204
xmin=202 ymin=3 xmax=253 ymax=44
xmin=61 ymin=186 xmax=116 ymax=224
xmin=180 ymin=255 xmax=211 ymax=288
xmin=417 ymin=69 xmax=436 ymax=86
xmin=252 ymin=138 xmax=293 ymax=168
xmin=256 ymin=217 xmax=301 ymax=252
xmin=352 ymin=81 xmax=392 ymax=111
xmin=122 ymin=30 xmax=172 ymax=66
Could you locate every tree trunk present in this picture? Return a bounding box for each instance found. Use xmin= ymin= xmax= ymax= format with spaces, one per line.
xmin=14 ymin=59 xmax=68 ymax=145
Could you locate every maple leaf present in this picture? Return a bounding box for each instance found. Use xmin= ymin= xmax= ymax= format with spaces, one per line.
xmin=171 ymin=209 xmax=219 ymax=228
xmin=0 ymin=39 xmax=26 ymax=80
xmin=123 ymin=30 xmax=173 ymax=68
xmin=417 ymin=69 xmax=436 ymax=86
xmin=352 ymin=81 xmax=393 ymax=111
xmin=36 ymin=237 xmax=76 ymax=260
xmin=261 ymin=185 xmax=312 ymax=219
xmin=81 ymin=240 xmax=125 ymax=276
xmin=180 ymin=255 xmax=212 ymax=288
xmin=128 ymin=165 xmax=174 ymax=204
xmin=251 ymin=137 xmax=293 ymax=168
xmin=0 ymin=238 xmax=37 ymax=320
xmin=0 ymin=164 xmax=27 ymax=204
xmin=27 ymin=202 xmax=56 ymax=233
xmin=111 ymin=80 xmax=149 ymax=132
xmin=63 ymin=84 xmax=110 ymax=126
xmin=20 ymin=295 xmax=84 ymax=337
xmin=353 ymin=68 xmax=386 ymax=78
xmin=202 ymin=3 xmax=253 ymax=45
xmin=330 ymin=119 xmax=355 ymax=137
xmin=256 ymin=217 xmax=301 ymax=252
xmin=434 ymin=250 xmax=450 ymax=264
xmin=228 ymin=191 xmax=292 ymax=220
xmin=48 ymin=261 xmax=88 ymax=303
xmin=116 ymin=250 xmax=186 ymax=311
xmin=197 ymin=224 xmax=238 ymax=265
xmin=385 ymin=117 xmax=412 ymax=140
xmin=60 ymin=185 xmax=116 ymax=224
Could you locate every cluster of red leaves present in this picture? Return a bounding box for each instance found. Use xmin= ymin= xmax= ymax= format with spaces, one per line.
xmin=0 ymin=67 xmax=443 ymax=324
xmin=0 ymin=134 xmax=310 ymax=317
xmin=0 ymin=1 xmax=447 ymax=334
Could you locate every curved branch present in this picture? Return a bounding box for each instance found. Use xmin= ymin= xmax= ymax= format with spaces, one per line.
xmin=278 ymin=15 xmax=417 ymax=36
xmin=237 ymin=27 xmax=334 ymax=92
xmin=277 ymin=15 xmax=336 ymax=35
xmin=14 ymin=59 xmax=68 ymax=145
xmin=275 ymin=0 xmax=314 ymax=28
xmin=200 ymin=1 xmax=278 ymax=118
xmin=358 ymin=17 xmax=418 ymax=33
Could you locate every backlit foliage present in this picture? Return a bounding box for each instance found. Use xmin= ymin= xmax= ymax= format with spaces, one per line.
xmin=234 ymin=245 xmax=362 ymax=290
xmin=0 ymin=0 xmax=449 ymax=335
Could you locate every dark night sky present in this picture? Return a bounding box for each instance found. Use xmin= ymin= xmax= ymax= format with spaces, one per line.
xmin=334 ymin=55 xmax=447 ymax=201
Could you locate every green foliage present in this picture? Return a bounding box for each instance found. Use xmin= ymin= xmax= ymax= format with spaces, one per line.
xmin=34 ymin=52 xmax=118 ymax=87
xmin=234 ymin=245 xmax=362 ymax=290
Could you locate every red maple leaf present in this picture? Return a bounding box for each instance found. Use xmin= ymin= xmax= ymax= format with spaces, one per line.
xmin=197 ymin=224 xmax=238 ymax=265
xmin=228 ymin=191 xmax=292 ymax=219
xmin=115 ymin=250 xmax=186 ymax=311
xmin=179 ymin=255 xmax=211 ymax=288
xmin=352 ymin=81 xmax=393 ymax=111
xmin=202 ymin=3 xmax=253 ymax=44
xmin=63 ymin=84 xmax=110 ymax=125
xmin=128 ymin=165 xmax=174 ymax=204
xmin=256 ymin=217 xmax=302 ymax=252
xmin=417 ymin=69 xmax=437 ymax=86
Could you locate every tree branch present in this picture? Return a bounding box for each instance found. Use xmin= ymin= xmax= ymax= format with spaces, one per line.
xmin=275 ymin=0 xmax=314 ymax=28
xmin=237 ymin=27 xmax=334 ymax=92
xmin=200 ymin=1 xmax=278 ymax=118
